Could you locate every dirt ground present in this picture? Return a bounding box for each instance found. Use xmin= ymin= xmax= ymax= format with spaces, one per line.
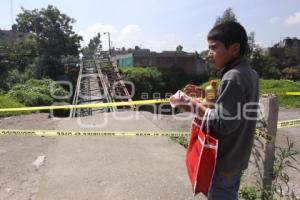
xmin=0 ymin=108 xmax=299 ymax=199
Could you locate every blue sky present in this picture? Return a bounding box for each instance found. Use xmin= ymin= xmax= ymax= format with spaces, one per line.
xmin=1 ymin=0 xmax=300 ymax=52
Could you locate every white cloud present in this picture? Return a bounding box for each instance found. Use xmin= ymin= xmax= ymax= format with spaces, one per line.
xmin=78 ymin=23 xmax=118 ymax=47
xmin=79 ymin=23 xmax=203 ymax=52
xmin=79 ymin=23 xmax=178 ymax=51
xmin=78 ymin=23 xmax=143 ymax=50
xmin=117 ymin=25 xmax=142 ymax=48
xmin=121 ymin=25 xmax=141 ymax=35
xmin=285 ymin=12 xmax=300 ymax=25
xmin=270 ymin=17 xmax=279 ymax=24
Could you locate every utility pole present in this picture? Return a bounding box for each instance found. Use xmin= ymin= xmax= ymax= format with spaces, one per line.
xmin=104 ymin=32 xmax=111 ymax=56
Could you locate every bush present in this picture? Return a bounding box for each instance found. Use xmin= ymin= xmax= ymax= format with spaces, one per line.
xmin=121 ymin=66 xmax=207 ymax=100
xmin=171 ymin=136 xmax=188 ymax=148
xmin=0 ymin=89 xmax=6 ymax=95
xmin=257 ymin=138 xmax=300 ymax=199
xmin=239 ymin=186 xmax=259 ymax=200
xmin=8 ymin=90 xmax=53 ymax=106
xmin=282 ymin=66 xmax=300 ymax=81
xmin=8 ymin=78 xmax=69 ymax=107
xmin=121 ymin=67 xmax=165 ymax=99
xmin=0 ymin=96 xmax=32 ymax=117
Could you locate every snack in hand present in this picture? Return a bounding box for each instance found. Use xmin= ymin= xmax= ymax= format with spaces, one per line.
xmin=183 ymin=84 xmax=204 ymax=98
xmin=169 ymin=90 xmax=191 ymax=108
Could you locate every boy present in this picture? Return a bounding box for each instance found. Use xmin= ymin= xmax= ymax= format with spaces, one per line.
xmin=185 ymin=21 xmax=259 ymax=199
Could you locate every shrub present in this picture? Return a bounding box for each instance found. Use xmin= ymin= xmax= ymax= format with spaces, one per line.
xmin=0 ymin=89 xmax=6 ymax=95
xmin=0 ymin=96 xmax=32 ymax=117
xmin=282 ymin=66 xmax=300 ymax=81
xmin=257 ymin=138 xmax=300 ymax=200
xmin=8 ymin=90 xmax=53 ymax=106
xmin=239 ymin=186 xmax=259 ymax=200
xmin=7 ymin=78 xmax=69 ymax=107
xmin=121 ymin=67 xmax=165 ymax=99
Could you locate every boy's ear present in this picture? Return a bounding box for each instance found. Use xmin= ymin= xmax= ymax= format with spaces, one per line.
xmin=230 ymin=43 xmax=241 ymax=56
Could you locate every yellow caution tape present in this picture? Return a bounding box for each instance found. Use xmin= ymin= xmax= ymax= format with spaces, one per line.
xmin=0 ymin=129 xmax=189 ymax=137
xmin=0 ymin=128 xmax=275 ymax=143
xmin=3 ymin=117 xmax=299 ymax=142
xmin=0 ymin=93 xmax=299 ymax=113
xmin=285 ymin=92 xmax=300 ymax=96
xmin=277 ymin=118 xmax=300 ymax=128
xmin=255 ymin=129 xmax=275 ymax=143
xmin=261 ymin=92 xmax=300 ymax=96
xmin=261 ymin=91 xmax=300 ymax=96
xmin=254 ymin=118 xmax=300 ymax=143
xmin=0 ymin=99 xmax=170 ymax=112
xmin=0 ymin=96 xmax=298 ymax=144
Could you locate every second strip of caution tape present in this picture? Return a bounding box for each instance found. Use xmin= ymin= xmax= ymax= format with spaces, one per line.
xmin=0 ymin=128 xmax=276 ymax=143
xmin=277 ymin=118 xmax=300 ymax=128
xmin=0 ymin=129 xmax=190 ymax=137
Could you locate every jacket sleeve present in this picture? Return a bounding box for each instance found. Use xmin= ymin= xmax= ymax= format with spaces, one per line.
xmin=207 ymin=80 xmax=245 ymax=138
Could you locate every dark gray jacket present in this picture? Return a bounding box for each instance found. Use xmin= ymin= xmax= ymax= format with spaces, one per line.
xmin=208 ymin=58 xmax=259 ymax=172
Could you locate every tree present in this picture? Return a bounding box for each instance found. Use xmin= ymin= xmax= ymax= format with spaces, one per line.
xmin=176 ymin=45 xmax=183 ymax=52
xmin=199 ymin=50 xmax=219 ymax=78
xmin=247 ymin=32 xmax=256 ymax=57
xmin=82 ymin=33 xmax=102 ymax=58
xmin=16 ymin=5 xmax=82 ymax=57
xmin=215 ymin=7 xmax=237 ymax=25
xmin=9 ymin=34 xmax=38 ymax=72
xmin=14 ymin=5 xmax=82 ymax=80
xmin=121 ymin=67 xmax=165 ymax=99
xmin=282 ymin=65 xmax=300 ymax=80
xmin=0 ymin=60 xmax=10 ymax=90
xmin=262 ymin=56 xmax=281 ymax=79
xmin=249 ymin=46 xmax=265 ymax=77
xmin=283 ymin=47 xmax=300 ymax=68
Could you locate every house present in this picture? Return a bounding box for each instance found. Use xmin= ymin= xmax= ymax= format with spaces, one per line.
xmin=267 ymin=37 xmax=300 ymax=59
xmin=0 ymin=30 xmax=30 ymax=59
xmin=0 ymin=30 xmax=28 ymax=46
xmin=111 ymin=47 xmax=205 ymax=75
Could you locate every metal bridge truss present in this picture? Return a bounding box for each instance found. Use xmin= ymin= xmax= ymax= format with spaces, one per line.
xmin=70 ymin=53 xmax=134 ymax=117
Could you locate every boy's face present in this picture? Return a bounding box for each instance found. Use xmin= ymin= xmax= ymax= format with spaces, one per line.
xmin=207 ymin=39 xmax=240 ymax=70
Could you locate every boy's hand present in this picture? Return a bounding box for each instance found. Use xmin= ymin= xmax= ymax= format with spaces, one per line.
xmin=189 ymin=98 xmax=207 ymax=117
xmin=176 ymin=104 xmax=193 ymax=112
xmin=183 ymin=84 xmax=203 ymax=98
xmin=176 ymin=98 xmax=202 ymax=113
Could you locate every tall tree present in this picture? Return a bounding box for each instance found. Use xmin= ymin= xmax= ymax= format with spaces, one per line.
xmin=14 ymin=5 xmax=82 ymax=79
xmin=16 ymin=5 xmax=82 ymax=57
xmin=215 ymin=7 xmax=237 ymax=25
xmin=82 ymin=33 xmax=102 ymax=58
xmin=247 ymin=32 xmax=256 ymax=56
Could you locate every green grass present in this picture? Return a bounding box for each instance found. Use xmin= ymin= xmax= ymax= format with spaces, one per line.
xmin=259 ymin=79 xmax=300 ymax=107
xmin=201 ymin=79 xmax=300 ymax=108
xmin=171 ymin=136 xmax=189 ymax=148
xmin=0 ymin=95 xmax=33 ymax=117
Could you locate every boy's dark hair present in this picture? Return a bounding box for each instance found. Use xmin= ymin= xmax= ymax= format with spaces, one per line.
xmin=207 ymin=21 xmax=248 ymax=56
